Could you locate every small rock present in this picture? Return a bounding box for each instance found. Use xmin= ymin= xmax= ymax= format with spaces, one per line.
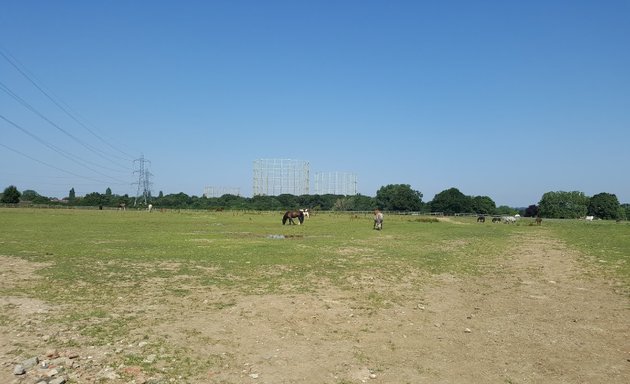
xmin=143 ymin=354 xmax=157 ymax=363
xmin=138 ymin=341 xmax=149 ymax=348
xmin=22 ymin=356 xmax=39 ymax=369
xmin=49 ymin=377 xmax=67 ymax=384
xmin=464 ymin=328 xmax=472 ymax=333
xmin=13 ymin=364 xmax=25 ymax=375
xmin=249 ymin=373 xmax=259 ymax=379
xmin=370 ymin=373 xmax=377 ymax=379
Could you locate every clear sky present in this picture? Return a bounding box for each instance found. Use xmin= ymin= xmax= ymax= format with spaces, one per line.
xmin=1 ymin=0 xmax=628 ymax=207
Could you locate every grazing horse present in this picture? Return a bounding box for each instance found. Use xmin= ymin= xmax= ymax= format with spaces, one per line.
xmin=148 ymin=204 xmax=153 ymax=212
xmin=492 ymin=217 xmax=501 ymax=223
xmin=117 ymin=203 xmax=126 ymax=211
xmin=503 ymin=216 xmax=516 ymax=224
xmin=373 ymin=209 xmax=384 ymax=230
xmin=299 ymin=208 xmax=310 ymax=219
xmin=477 ymin=215 xmax=485 ymax=223
xmin=282 ymin=210 xmax=304 ymax=225
xmin=585 ymin=215 xmax=594 ymax=222
xmin=535 ymin=216 xmax=542 ymax=225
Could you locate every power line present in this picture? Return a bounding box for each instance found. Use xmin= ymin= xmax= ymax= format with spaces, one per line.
xmin=0 ymin=142 xmax=127 ymax=186
xmin=0 ymin=47 xmax=135 ymax=161
xmin=0 ymin=81 xmax=129 ymax=172
xmin=0 ymin=114 xmax=130 ymax=184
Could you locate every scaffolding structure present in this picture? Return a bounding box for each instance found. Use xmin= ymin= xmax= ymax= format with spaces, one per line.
xmin=314 ymin=172 xmax=358 ymax=195
xmin=253 ymin=159 xmax=310 ymax=196
xmin=203 ymin=186 xmax=241 ymax=198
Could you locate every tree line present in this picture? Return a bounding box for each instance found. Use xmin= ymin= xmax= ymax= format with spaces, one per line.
xmin=2 ymin=184 xmax=628 ymax=220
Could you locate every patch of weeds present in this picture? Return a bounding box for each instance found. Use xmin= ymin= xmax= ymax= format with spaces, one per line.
xmin=352 ymin=347 xmax=370 ymax=364
xmin=169 ymin=288 xmax=191 ymax=297
xmin=77 ymin=316 xmax=133 ymax=346
xmin=210 ymin=300 xmax=237 ymax=310
xmin=409 ymin=217 xmax=440 ymax=223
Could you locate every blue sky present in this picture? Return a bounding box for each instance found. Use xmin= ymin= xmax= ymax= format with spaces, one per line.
xmin=1 ymin=0 xmax=628 ymax=207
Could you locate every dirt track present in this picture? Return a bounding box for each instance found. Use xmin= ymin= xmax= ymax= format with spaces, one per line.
xmin=1 ymin=233 xmax=629 ymax=383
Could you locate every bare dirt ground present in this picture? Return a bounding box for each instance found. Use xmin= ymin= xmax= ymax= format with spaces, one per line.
xmin=1 ymin=233 xmax=629 ymax=383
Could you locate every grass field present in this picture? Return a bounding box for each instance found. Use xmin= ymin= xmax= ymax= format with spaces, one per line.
xmin=1 ymin=208 xmax=628 ymax=383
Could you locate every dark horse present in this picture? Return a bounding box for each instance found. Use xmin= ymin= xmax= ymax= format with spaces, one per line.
xmin=477 ymin=215 xmax=485 ymax=223
xmin=282 ymin=210 xmax=305 ymax=225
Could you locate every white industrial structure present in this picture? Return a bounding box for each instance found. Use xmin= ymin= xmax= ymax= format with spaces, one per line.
xmin=314 ymin=172 xmax=358 ymax=195
xmin=203 ymin=186 xmax=241 ymax=198
xmin=253 ymin=158 xmax=310 ymax=196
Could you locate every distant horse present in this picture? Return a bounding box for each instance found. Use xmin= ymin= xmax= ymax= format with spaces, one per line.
xmin=282 ymin=210 xmax=304 ymax=225
xmin=373 ymin=209 xmax=384 ymax=230
xmin=503 ymin=216 xmax=516 ymax=224
xmin=585 ymin=216 xmax=594 ymax=222
xmin=535 ymin=216 xmax=542 ymax=225
xmin=117 ymin=203 xmax=126 ymax=211
xmin=492 ymin=217 xmax=501 ymax=223
xmin=477 ymin=215 xmax=485 ymax=223
xmin=299 ymin=208 xmax=310 ymax=219
xmin=148 ymin=204 xmax=153 ymax=212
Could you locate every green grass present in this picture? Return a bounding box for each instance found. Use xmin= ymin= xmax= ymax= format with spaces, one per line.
xmin=2 ymin=208 xmax=628 ymax=381
xmin=547 ymin=219 xmax=630 ymax=283
xmin=4 ymin=209 xmax=627 ymax=299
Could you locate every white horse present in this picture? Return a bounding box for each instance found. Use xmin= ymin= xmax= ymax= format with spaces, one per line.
xmin=148 ymin=204 xmax=153 ymax=212
xmin=585 ymin=215 xmax=594 ymax=221
xmin=503 ymin=216 xmax=516 ymax=224
xmin=374 ymin=209 xmax=384 ymax=230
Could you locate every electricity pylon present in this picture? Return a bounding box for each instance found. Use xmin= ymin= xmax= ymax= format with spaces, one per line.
xmin=133 ymin=154 xmax=152 ymax=206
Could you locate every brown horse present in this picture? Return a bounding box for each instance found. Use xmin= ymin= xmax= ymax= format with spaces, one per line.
xmin=535 ymin=216 xmax=542 ymax=225
xmin=282 ymin=210 xmax=304 ymax=225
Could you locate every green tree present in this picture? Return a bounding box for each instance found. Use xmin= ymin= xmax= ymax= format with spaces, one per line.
xmin=347 ymin=194 xmax=377 ymax=211
xmin=588 ymin=192 xmax=620 ymax=220
xmin=524 ymin=205 xmax=539 ymax=217
xmin=68 ymin=187 xmax=76 ymax=202
xmin=471 ymin=195 xmax=496 ymax=214
xmin=429 ymin=187 xmax=471 ymax=214
xmin=333 ymin=197 xmax=350 ymax=211
xmin=21 ymin=189 xmax=51 ymax=204
xmin=251 ymin=195 xmax=282 ymax=210
xmin=80 ymin=192 xmax=104 ymax=206
xmin=538 ymin=191 xmax=589 ymax=219
xmin=1 ymin=185 xmax=21 ymax=203
xmin=496 ymin=205 xmax=518 ymax=215
xmin=276 ymin=194 xmax=302 ymax=209
xmin=375 ymin=184 xmax=423 ymax=211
